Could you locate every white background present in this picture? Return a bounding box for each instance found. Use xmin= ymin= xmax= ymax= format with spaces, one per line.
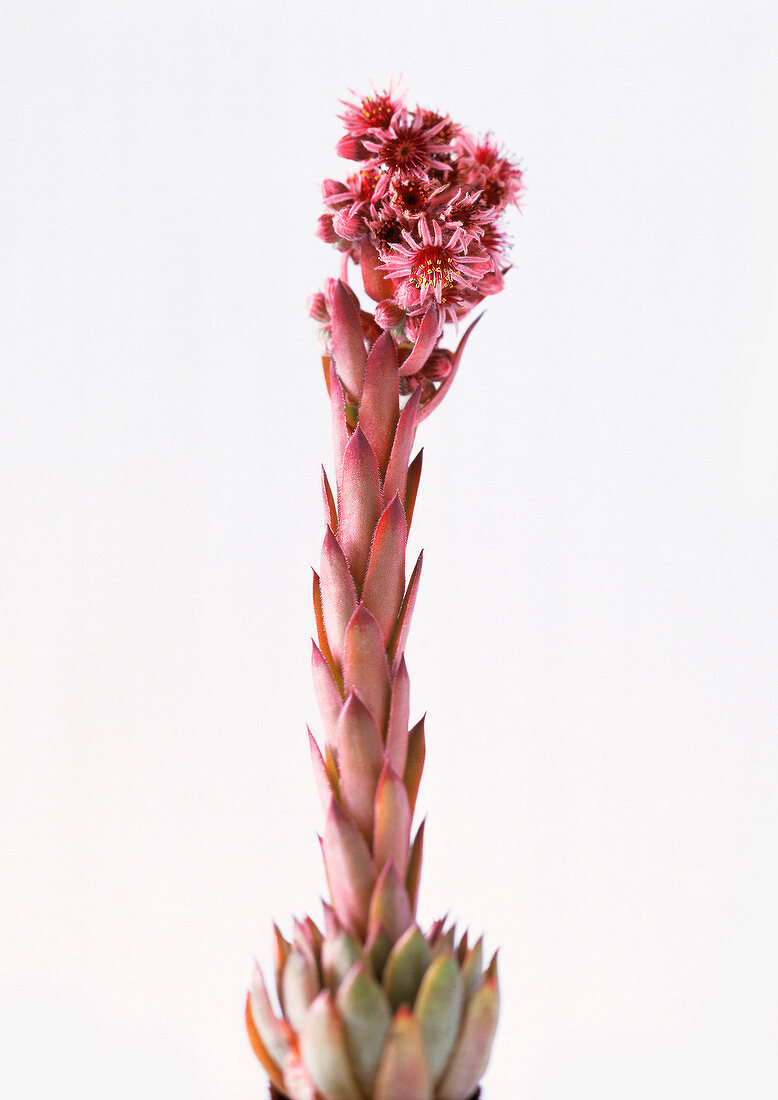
xmin=2 ymin=2 xmax=777 ymax=1098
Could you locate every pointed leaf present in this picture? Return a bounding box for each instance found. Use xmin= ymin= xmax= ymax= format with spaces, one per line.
xmin=399 ymin=300 xmax=441 ymax=377
xmin=322 ymin=799 xmax=376 ymax=938
xmin=309 ymin=728 xmax=336 ymax=813
xmin=437 ymin=973 xmax=499 ymax=1100
xmin=337 ymin=691 xmax=384 ymax=841
xmin=461 ymin=937 xmax=484 ymax=1004
xmin=405 ymin=448 xmax=423 ymax=533
xmin=281 ymin=948 xmax=320 ymax=1033
xmin=374 ymin=1007 xmax=433 ymax=1100
xmin=343 ymin=604 xmax=391 ymax=733
xmin=388 ymin=551 xmax=423 ymax=670
xmin=414 ymin=951 xmax=464 ymax=1084
xmin=359 ymin=332 xmax=399 ymax=474
xmin=386 ymin=656 xmax=410 ymax=776
xmin=245 ymin=992 xmax=286 ymax=1092
xmin=282 ymin=1048 xmax=318 ymax=1100
xmin=331 ymin=278 xmax=367 ymax=401
xmin=337 ymin=426 xmax=382 ymax=592
xmin=383 ymin=386 xmax=421 ymax=508
xmin=406 ymin=819 xmax=425 ymax=915
xmin=383 ymin=925 xmax=433 ymax=1011
xmin=322 ymin=465 xmax=338 ymax=533
xmin=312 ymin=641 xmax=344 ymax=752
xmin=329 ymin=360 xmax=349 ymax=494
xmin=336 ymin=963 xmax=393 ymax=1097
xmin=362 ymin=495 xmax=407 ymax=644
xmin=374 ymin=760 xmax=412 ymax=879
xmin=299 ymin=990 xmax=363 ymax=1100
xmin=403 ymin=716 xmax=426 ymax=817
xmin=418 ymin=312 xmax=483 ymax=423
xmin=367 ymin=861 xmax=413 ymax=945
xmin=365 ymin=923 xmax=393 ymax=980
xmin=272 ymin=924 xmax=291 ymax=1012
xmin=248 ymin=964 xmax=291 ymax=1072
xmin=320 ymin=527 xmax=358 ymax=666
xmin=312 ymin=569 xmax=337 ymax=674
xmin=322 ymin=930 xmax=364 ymax=992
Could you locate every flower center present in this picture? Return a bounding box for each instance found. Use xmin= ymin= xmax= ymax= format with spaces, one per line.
xmin=409 ymin=247 xmax=456 ymax=294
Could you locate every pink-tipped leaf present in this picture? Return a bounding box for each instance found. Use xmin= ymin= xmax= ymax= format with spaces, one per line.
xmin=386 ymin=655 xmax=410 ymax=776
xmin=330 ymin=278 xmax=367 ymax=402
xmin=374 ymin=1007 xmax=433 ymax=1100
xmin=437 ymin=972 xmax=500 ymax=1100
xmin=360 ymin=332 xmax=399 ymax=474
xmin=320 ymin=527 xmax=358 ymax=667
xmin=337 ymin=426 xmax=382 ymax=592
xmin=367 ymin=861 xmax=413 ymax=946
xmin=383 ymin=385 xmax=421 ymax=508
xmin=321 ymin=465 xmax=338 ymax=532
xmin=299 ymin=990 xmax=364 ymax=1100
xmin=336 ymin=690 xmax=384 ymax=842
xmin=399 ymin=300 xmax=441 ymax=377
xmin=329 ymin=360 xmax=349 ymax=493
xmin=322 ymin=798 xmax=376 ymax=939
xmin=362 ymin=495 xmax=407 ymax=645
xmin=406 ymin=818 xmax=425 ymax=915
xmin=311 ymin=641 xmax=343 ymax=752
xmin=343 ymin=603 xmax=391 ymax=734
xmin=336 ymin=962 xmax=393 ymax=1098
xmin=308 ymin=728 xmax=336 ymax=814
xmin=403 ymin=715 xmax=426 ymax=817
xmin=388 ymin=551 xmax=423 ymax=670
xmin=374 ymin=760 xmax=412 ymax=879
xmin=405 ymin=448 xmax=423 ymax=533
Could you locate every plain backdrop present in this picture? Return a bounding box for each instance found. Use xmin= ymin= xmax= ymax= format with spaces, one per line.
xmin=1 ymin=2 xmax=777 ymax=1098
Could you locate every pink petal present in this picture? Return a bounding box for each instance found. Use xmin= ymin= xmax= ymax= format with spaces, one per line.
xmin=374 ymin=760 xmax=412 ymax=879
xmin=320 ymin=527 xmax=358 ymax=668
xmin=343 ymin=604 xmax=391 ymax=734
xmin=359 ymin=332 xmax=399 ymax=475
xmin=383 ymin=386 xmax=421 ymax=509
xmin=362 ymin=495 xmax=407 ymax=645
xmin=388 ymin=551 xmax=423 ymax=670
xmin=337 ymin=691 xmax=384 ymax=842
xmin=337 ymin=426 xmax=382 ymax=592
xmin=322 ymin=799 xmax=376 ymax=939
xmin=331 ymin=278 xmax=367 ymax=402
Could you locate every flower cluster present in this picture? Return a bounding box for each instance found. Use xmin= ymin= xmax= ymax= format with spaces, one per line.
xmin=309 ymin=87 xmax=522 ymax=405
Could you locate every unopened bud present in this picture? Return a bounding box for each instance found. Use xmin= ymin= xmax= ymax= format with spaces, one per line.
xmin=375 ymin=298 xmax=404 ymax=330
xmin=336 ymin=135 xmax=368 ymax=161
xmin=332 ymin=207 xmax=365 ymax=241
xmin=315 ymin=214 xmax=340 ymax=244
xmin=306 ymin=292 xmax=330 ymax=324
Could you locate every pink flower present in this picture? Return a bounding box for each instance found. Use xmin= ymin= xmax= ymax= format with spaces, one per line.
xmin=362 ymin=111 xmax=452 ymax=195
xmin=339 ymin=86 xmax=404 ymax=138
xmin=455 ymin=133 xmax=524 ymax=209
xmin=382 ymin=215 xmax=494 ymax=313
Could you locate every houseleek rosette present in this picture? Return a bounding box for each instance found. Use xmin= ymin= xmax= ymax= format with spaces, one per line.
xmin=247 ymin=87 xmax=522 ymax=1100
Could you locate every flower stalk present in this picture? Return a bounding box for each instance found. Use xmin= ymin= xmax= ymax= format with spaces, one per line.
xmin=247 ymin=86 xmax=521 ymax=1100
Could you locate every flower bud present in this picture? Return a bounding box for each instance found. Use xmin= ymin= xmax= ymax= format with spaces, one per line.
xmin=335 ymin=135 xmax=368 ymax=161
xmin=306 ymin=292 xmax=330 ymax=324
xmin=315 ymin=215 xmax=340 ymax=244
xmin=375 ymin=299 xmax=405 ymax=330
xmin=332 ymin=207 xmax=365 ymax=242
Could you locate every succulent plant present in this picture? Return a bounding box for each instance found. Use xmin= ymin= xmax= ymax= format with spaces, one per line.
xmin=247 ymin=87 xmax=521 ymax=1100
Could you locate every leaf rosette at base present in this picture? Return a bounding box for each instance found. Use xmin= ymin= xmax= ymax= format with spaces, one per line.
xmin=248 ymin=914 xmax=499 ymax=1100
